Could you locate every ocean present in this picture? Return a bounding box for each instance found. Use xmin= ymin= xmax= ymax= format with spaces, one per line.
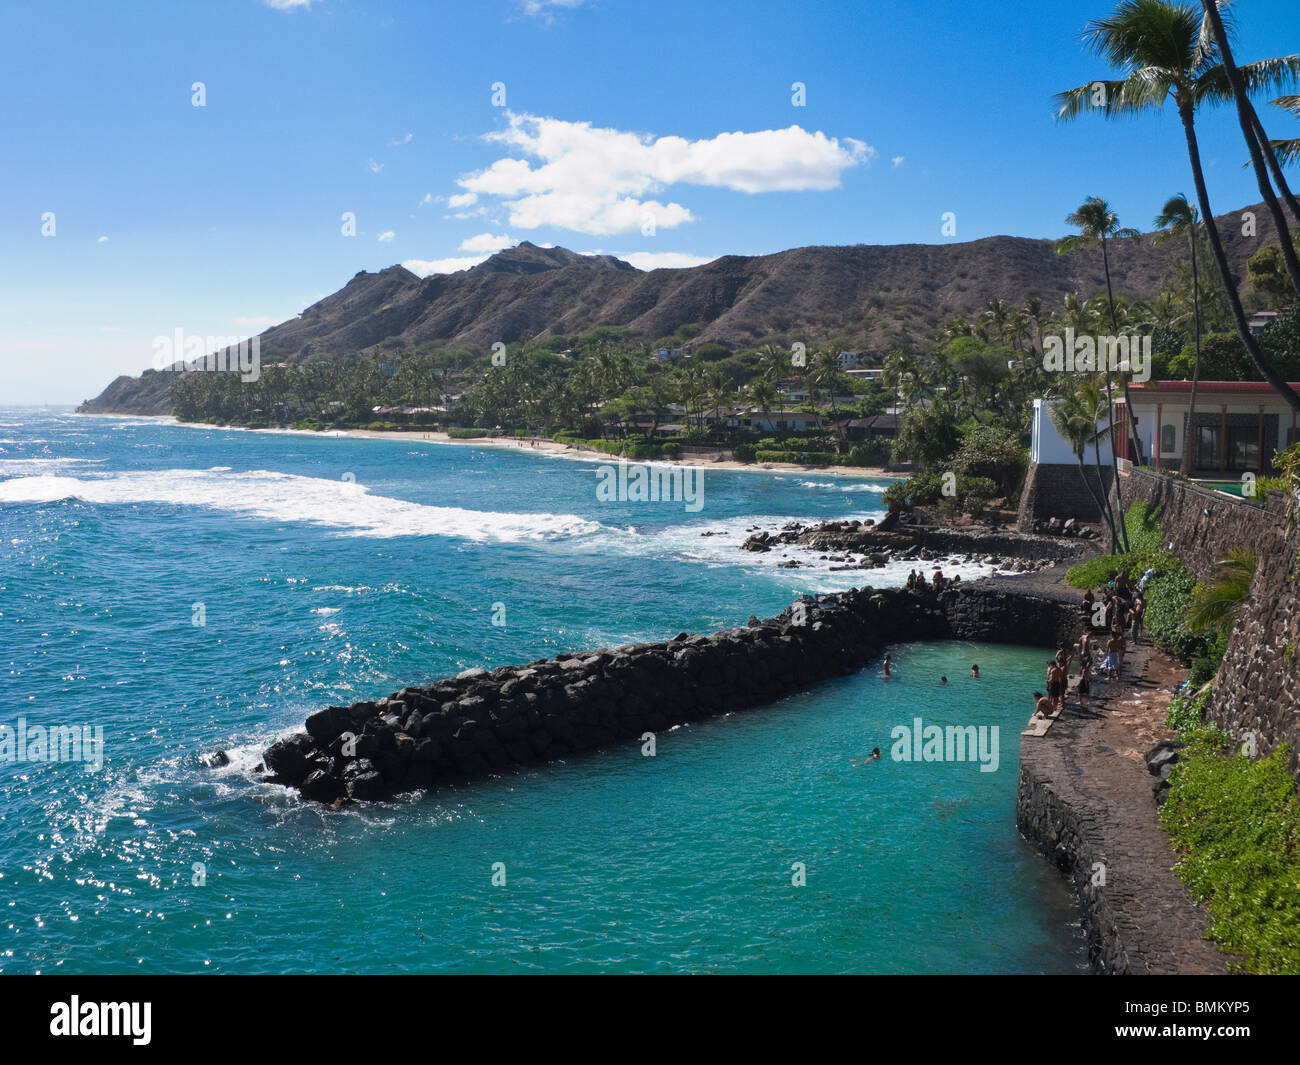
xmin=0 ymin=408 xmax=1084 ymax=973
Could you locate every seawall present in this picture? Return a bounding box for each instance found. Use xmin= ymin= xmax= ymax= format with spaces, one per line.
xmin=1108 ymin=467 xmax=1300 ymax=775
xmin=262 ymin=581 xmax=1080 ymax=804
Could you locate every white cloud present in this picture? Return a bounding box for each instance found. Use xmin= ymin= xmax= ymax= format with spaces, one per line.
xmin=520 ymin=0 xmax=588 ymax=19
xmin=234 ymin=316 xmax=279 ymax=327
xmin=265 ymin=0 xmax=312 ymax=9
xmin=389 ymin=132 xmax=414 ymax=146
xmin=447 ymin=192 xmax=478 ymax=209
xmin=97 ymin=235 xmax=109 ymax=242
xmin=377 ymin=230 xmax=396 ymax=243
xmin=891 ymin=156 xmax=904 ymax=168
xmin=454 ymin=112 xmax=873 ymax=236
xmin=617 ymin=251 xmax=718 ymax=271
xmin=459 ymin=232 xmax=513 ymax=252
xmin=419 ymin=193 xmax=435 ymax=206
xmin=368 ymin=158 xmax=384 ymax=174
xmin=403 ymin=255 xmax=490 ymax=276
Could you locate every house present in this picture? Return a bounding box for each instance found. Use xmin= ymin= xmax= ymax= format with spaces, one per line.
xmin=728 ymin=407 xmax=824 ymax=432
xmin=845 ymin=368 xmax=884 ymax=383
xmin=1115 ymin=380 xmax=1300 ymax=476
xmin=1248 ymin=311 xmax=1280 ymax=335
xmin=838 ymin=413 xmax=899 ymax=442
xmin=836 ymin=351 xmax=863 ymax=369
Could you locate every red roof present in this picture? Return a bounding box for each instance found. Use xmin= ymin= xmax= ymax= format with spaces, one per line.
xmin=1124 ymin=381 xmax=1300 ymax=395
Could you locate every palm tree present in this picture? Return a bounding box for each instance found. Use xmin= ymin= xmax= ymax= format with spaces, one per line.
xmin=1056 ymin=0 xmax=1300 ymax=411
xmin=1058 ymin=196 xmax=1144 ymax=461
xmin=809 ymin=346 xmax=846 ymax=450
xmin=1049 ymin=379 xmax=1121 ymax=551
xmin=1154 ymin=194 xmax=1205 ymax=474
xmin=1197 ymin=0 xmax=1300 ymax=288
xmin=1269 ymin=95 xmax=1300 ymax=165
xmin=1186 ymin=547 xmax=1257 ymax=633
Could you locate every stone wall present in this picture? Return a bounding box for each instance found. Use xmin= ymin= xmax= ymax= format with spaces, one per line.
xmin=1017 ymin=461 xmax=1114 ymax=531
xmin=1205 ymin=491 xmax=1300 ymax=774
xmin=1107 ymin=467 xmax=1300 ymax=774
xmin=1107 ymin=466 xmax=1275 ymax=581
xmin=262 ymin=583 xmax=1081 ymax=804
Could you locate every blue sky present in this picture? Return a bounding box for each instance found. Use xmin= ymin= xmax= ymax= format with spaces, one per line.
xmin=3 ymin=0 xmax=1299 ymax=403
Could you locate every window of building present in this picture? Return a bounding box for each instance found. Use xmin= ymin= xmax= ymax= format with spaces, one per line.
xmin=1196 ymin=425 xmax=1220 ymax=469
xmin=1227 ymin=424 xmax=1259 ymax=472
xmin=1161 ymin=424 xmax=1176 ymax=454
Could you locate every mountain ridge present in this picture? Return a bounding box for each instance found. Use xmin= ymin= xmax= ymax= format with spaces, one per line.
xmin=80 ymin=203 xmax=1289 ymax=415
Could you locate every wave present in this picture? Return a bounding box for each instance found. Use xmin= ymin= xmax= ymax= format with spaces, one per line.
xmin=795 ymin=479 xmax=887 ymax=493
xmin=0 ymin=468 xmax=604 ymax=542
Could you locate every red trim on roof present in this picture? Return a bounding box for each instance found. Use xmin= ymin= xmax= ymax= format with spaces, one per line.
xmin=1125 ymin=381 xmax=1300 ymax=395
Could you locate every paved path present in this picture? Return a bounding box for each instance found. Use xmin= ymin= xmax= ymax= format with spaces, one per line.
xmin=1018 ymin=638 xmax=1230 ymax=974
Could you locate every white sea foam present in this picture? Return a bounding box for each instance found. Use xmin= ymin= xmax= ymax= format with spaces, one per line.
xmin=0 ymin=468 xmax=604 ymax=542
xmin=588 ymin=513 xmax=1005 ymax=592
xmin=0 ymin=457 xmax=105 ymax=476
xmin=795 ymin=479 xmax=887 ymax=493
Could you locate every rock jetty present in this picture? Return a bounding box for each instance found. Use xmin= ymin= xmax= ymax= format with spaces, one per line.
xmin=260 ymin=581 xmax=1080 ymax=804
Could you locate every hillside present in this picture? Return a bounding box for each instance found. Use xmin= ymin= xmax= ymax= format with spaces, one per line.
xmin=80 ymin=202 xmax=1288 ymax=415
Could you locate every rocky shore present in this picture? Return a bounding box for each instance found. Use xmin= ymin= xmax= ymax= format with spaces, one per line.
xmin=258 ymin=580 xmax=1081 ymax=805
xmin=738 ymin=515 xmax=1091 ymax=575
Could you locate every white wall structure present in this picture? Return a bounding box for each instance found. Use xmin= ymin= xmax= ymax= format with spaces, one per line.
xmin=1030 ymin=398 xmax=1113 ymax=466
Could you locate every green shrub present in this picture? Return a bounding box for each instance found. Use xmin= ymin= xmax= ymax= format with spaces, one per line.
xmin=661 ymin=442 xmax=681 ymax=460
xmin=1124 ymin=500 xmax=1166 ymax=555
xmin=847 ymin=440 xmax=891 ymax=467
xmin=883 ymin=472 xmax=946 ymax=512
xmin=754 ymin=449 xmax=838 ymax=465
xmin=733 ymin=443 xmax=757 ymax=463
xmin=1167 ymin=683 xmax=1212 ymax=733
xmin=960 ymin=475 xmax=998 ymax=509
xmin=448 ymin=426 xmax=496 ymax=439
xmin=1161 ymin=733 xmax=1300 ymax=973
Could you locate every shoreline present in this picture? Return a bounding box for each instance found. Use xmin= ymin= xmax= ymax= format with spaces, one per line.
xmin=69 ymin=411 xmax=904 ymax=480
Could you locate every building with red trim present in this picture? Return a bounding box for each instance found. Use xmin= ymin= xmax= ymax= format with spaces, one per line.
xmin=1114 ymin=381 xmax=1300 ymax=476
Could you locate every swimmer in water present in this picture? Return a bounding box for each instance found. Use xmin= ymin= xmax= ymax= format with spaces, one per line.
xmin=882 ymin=653 xmax=892 ymax=678
xmin=852 ymin=747 xmax=882 ymax=766
xmin=941 ymin=676 xmax=948 ymax=685
xmin=970 ymin=664 xmax=980 ymax=678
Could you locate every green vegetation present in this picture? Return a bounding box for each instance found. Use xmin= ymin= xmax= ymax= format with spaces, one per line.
xmin=1166 ymin=683 xmax=1212 ymax=733
xmin=881 ymin=472 xmax=1000 ymax=515
xmin=1066 ymin=501 xmax=1226 ymax=667
xmin=1161 ymin=729 xmax=1300 ymax=974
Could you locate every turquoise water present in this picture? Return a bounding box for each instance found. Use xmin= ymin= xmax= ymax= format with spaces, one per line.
xmin=0 ymin=408 xmax=1084 ymax=973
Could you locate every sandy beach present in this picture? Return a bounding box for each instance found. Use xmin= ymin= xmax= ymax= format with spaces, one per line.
xmin=343 ymin=427 xmax=905 ymax=480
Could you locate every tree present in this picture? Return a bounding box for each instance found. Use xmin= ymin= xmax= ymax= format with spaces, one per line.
xmin=1057 ymin=197 xmax=1143 ymax=468
xmin=1056 ymin=0 xmax=1300 ymax=412
xmin=951 ymin=423 xmax=1028 ymax=498
xmin=1197 ymin=0 xmax=1300 ymax=291
xmin=1248 ymin=242 xmax=1300 ymax=307
xmin=1186 ymin=548 xmax=1257 ymax=633
xmin=1154 ymin=193 xmax=1204 ymax=473
xmin=1269 ymin=94 xmax=1300 ymax=165
xmin=1049 ymin=379 xmax=1122 ymax=552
